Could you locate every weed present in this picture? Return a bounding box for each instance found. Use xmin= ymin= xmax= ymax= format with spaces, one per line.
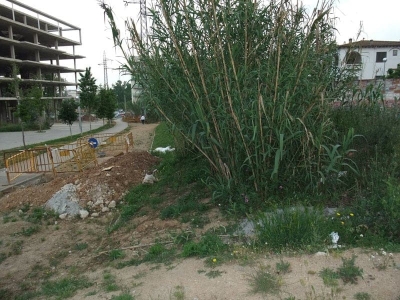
xmin=26 ymin=207 xmax=56 ymax=224
xmin=115 ymin=258 xmax=141 ymax=269
xmin=49 ymin=250 xmax=68 ymax=267
xmin=111 ymin=293 xmax=135 ymax=300
xmin=248 ymin=266 xmax=281 ymax=295
xmin=74 ymin=242 xmax=88 ymax=251
xmin=9 ymin=240 xmax=23 ymax=255
xmin=276 ymin=259 xmax=291 ymax=274
xmin=319 ymin=267 xmax=340 ymax=287
xmin=205 ymin=270 xmax=224 ymax=278
xmin=41 ymin=276 xmax=93 ymax=299
xmin=85 ymin=290 xmax=97 ymax=296
xmin=0 ymin=252 xmax=7 ymax=264
xmin=370 ymin=249 xmax=394 ymax=270
xmin=20 ymin=226 xmax=40 ymax=236
xmin=171 ymin=285 xmax=185 ymax=300
xmin=337 ymin=255 xmax=363 ymax=284
xmin=109 ymin=249 xmax=125 ymax=261
xmin=143 ymin=243 xmax=175 ymax=264
xmin=354 ymin=292 xmax=372 ymax=300
xmin=103 ymin=271 xmax=120 ymax=292
xmin=182 ymin=233 xmax=227 ymax=257
xmin=172 ymin=230 xmax=195 ymax=245
xmin=133 ymin=271 xmax=147 ymax=279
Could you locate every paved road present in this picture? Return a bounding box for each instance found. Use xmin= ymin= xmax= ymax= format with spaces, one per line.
xmin=0 ymin=120 xmax=112 ymax=151
xmin=0 ymin=119 xmax=129 ymax=193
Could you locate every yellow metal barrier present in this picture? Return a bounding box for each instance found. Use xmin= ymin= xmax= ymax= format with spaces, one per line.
xmin=4 ymin=143 xmax=98 ymax=184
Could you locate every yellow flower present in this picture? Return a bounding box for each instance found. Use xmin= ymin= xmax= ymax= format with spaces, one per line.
xmin=336 ymin=212 xmax=341 ymax=216
xmin=350 ymin=213 xmax=354 ymax=217
xmin=212 ymin=258 xmax=217 ymax=263
xmin=341 ymin=221 xmax=345 ymax=225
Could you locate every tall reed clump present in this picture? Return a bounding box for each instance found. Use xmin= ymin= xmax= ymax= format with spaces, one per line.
xmin=102 ymin=0 xmax=356 ymax=205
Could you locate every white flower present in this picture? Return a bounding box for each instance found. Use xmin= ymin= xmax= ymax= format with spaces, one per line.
xmin=360 ymin=234 xmax=364 ymax=238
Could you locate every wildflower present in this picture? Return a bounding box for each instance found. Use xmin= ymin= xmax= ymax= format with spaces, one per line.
xmin=336 ymin=212 xmax=341 ymax=216
xmin=350 ymin=213 xmax=354 ymax=217
xmin=360 ymin=234 xmax=364 ymax=238
xmin=212 ymin=258 xmax=217 ymax=263
xmin=341 ymin=221 xmax=345 ymax=225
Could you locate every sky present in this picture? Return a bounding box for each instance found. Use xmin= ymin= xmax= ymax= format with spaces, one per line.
xmin=3 ymin=0 xmax=400 ymax=88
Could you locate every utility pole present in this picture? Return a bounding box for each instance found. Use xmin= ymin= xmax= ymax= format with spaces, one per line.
xmin=98 ymin=51 xmax=113 ymax=88
xmin=124 ymin=0 xmax=148 ymax=45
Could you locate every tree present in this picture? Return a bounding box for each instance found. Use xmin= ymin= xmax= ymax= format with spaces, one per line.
xmin=28 ymin=86 xmax=46 ymax=132
xmin=111 ymin=80 xmax=132 ymax=111
xmin=14 ymin=97 xmax=31 ymax=148
xmin=78 ymin=67 xmax=98 ymax=130
xmin=58 ymin=99 xmax=79 ymax=138
xmin=97 ymin=87 xmax=117 ymax=125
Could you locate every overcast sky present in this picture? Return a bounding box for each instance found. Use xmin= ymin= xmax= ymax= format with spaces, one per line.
xmin=4 ymin=0 xmax=400 ymax=87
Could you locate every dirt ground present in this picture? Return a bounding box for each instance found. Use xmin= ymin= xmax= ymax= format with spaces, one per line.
xmin=0 ymin=122 xmax=399 ymax=300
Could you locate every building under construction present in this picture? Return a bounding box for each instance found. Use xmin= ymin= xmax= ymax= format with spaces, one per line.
xmin=0 ymin=0 xmax=84 ymax=124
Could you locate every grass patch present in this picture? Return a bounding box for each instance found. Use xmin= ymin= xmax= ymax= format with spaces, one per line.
xmin=109 ymin=249 xmax=125 ymax=261
xmin=182 ymin=233 xmax=227 ymax=258
xmin=205 ymin=270 xmax=224 ymax=278
xmin=111 ymin=293 xmax=135 ymax=300
xmin=276 ymin=260 xmax=291 ymax=274
xmin=170 ymin=285 xmax=185 ymax=300
xmin=254 ymin=207 xmax=330 ymax=251
xmin=143 ymin=243 xmax=176 ymax=264
xmin=74 ymin=243 xmax=88 ymax=251
xmin=248 ymin=266 xmax=281 ymax=295
xmin=103 ymin=271 xmax=120 ymax=292
xmin=41 ymin=276 xmax=93 ymax=299
xmin=20 ymin=226 xmax=40 ymax=237
xmin=354 ymin=292 xmax=372 ymax=300
xmin=319 ymin=267 xmax=340 ymax=287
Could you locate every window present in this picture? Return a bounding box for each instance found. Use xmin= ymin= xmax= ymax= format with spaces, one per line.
xmin=376 ymin=52 xmax=387 ymax=62
xmin=346 ymin=51 xmax=361 ymax=64
xmin=394 ymin=50 xmax=398 ymax=56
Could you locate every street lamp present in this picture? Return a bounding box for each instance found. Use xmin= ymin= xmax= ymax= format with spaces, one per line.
xmin=383 ymin=57 xmax=387 ymax=77
xmin=383 ymin=57 xmax=387 ymax=101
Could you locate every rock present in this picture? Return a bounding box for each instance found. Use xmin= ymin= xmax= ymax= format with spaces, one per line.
xmin=94 ymin=199 xmax=104 ymax=206
xmin=108 ymin=201 xmax=116 ymax=208
xmin=74 ymin=179 xmax=80 ymax=185
xmin=59 ymin=213 xmax=68 ymax=219
xmin=102 ymin=166 xmax=114 ymax=171
xmin=102 ymin=207 xmax=110 ymax=213
xmin=87 ymin=201 xmax=94 ymax=207
xmin=315 ymin=252 xmax=327 ymax=256
xmin=80 ymin=210 xmax=89 ymax=219
xmin=18 ymin=210 xmax=23 ymax=214
xmin=44 ymin=184 xmax=82 ymax=217
xmin=91 ymin=213 xmax=99 ymax=217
